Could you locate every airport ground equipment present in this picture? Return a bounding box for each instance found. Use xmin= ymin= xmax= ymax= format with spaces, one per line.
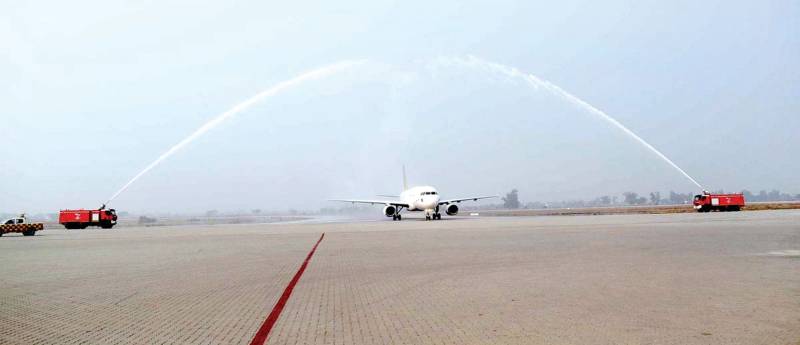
xmin=0 ymin=214 xmax=44 ymax=236
xmin=59 ymin=208 xmax=118 ymax=229
xmin=693 ymin=192 xmax=745 ymax=212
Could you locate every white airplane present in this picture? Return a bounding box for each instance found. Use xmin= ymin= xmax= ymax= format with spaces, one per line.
xmin=331 ymin=167 xmax=496 ymax=221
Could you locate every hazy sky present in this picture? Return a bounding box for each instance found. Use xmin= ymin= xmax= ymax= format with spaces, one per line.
xmin=2 ymin=0 xmax=798 ymax=214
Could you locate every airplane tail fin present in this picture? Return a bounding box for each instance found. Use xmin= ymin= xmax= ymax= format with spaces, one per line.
xmin=402 ymin=165 xmax=408 ymax=191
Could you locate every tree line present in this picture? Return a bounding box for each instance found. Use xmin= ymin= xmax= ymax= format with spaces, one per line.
xmin=500 ymin=189 xmax=800 ymax=209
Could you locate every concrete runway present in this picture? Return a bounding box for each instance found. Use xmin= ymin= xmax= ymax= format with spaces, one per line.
xmin=1 ymin=211 xmax=798 ymax=344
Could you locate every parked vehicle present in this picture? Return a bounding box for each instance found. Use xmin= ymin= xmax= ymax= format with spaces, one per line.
xmin=0 ymin=214 xmax=44 ymax=237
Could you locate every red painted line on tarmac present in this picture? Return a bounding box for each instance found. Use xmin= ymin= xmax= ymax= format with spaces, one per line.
xmin=249 ymin=232 xmax=325 ymax=345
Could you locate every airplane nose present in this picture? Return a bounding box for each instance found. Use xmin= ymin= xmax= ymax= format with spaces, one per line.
xmin=418 ymin=196 xmax=440 ymax=209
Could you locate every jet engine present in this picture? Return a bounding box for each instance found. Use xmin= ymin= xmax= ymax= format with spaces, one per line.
xmin=445 ymin=204 xmax=459 ymax=216
xmin=383 ymin=205 xmax=397 ymax=217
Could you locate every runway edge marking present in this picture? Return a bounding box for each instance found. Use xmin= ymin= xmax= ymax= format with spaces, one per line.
xmin=249 ymin=232 xmax=325 ymax=345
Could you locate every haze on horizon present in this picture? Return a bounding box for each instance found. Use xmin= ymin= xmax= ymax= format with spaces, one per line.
xmin=2 ymin=0 xmax=798 ymax=214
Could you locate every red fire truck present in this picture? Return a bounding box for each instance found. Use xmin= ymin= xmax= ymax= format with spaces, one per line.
xmin=59 ymin=208 xmax=118 ymax=229
xmin=693 ymin=192 xmax=745 ymax=212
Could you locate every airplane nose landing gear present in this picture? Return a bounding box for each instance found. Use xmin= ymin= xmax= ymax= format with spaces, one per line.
xmin=425 ymin=207 xmax=442 ymax=220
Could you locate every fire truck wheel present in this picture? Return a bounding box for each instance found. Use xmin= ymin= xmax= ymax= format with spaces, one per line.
xmin=22 ymin=230 xmax=36 ymax=236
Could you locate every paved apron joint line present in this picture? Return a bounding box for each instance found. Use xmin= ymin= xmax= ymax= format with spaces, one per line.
xmin=249 ymin=232 xmax=326 ymax=345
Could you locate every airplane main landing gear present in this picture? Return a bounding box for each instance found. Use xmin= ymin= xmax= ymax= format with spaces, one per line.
xmin=390 ymin=206 xmax=405 ymax=221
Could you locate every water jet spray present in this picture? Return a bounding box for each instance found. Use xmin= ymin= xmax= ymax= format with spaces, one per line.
xmin=102 ymin=56 xmax=704 ymax=209
xmin=434 ymin=55 xmax=704 ymax=190
xmin=104 ymin=60 xmax=366 ymax=206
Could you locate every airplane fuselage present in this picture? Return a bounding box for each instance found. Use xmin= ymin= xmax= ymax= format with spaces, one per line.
xmin=400 ymin=186 xmax=441 ymax=212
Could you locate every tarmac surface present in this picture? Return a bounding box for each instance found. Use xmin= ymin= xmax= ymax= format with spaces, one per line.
xmin=1 ymin=211 xmax=798 ymax=345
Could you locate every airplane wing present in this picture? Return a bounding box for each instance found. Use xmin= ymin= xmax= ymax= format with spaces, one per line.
xmin=438 ymin=196 xmax=497 ymax=205
xmin=329 ymin=199 xmax=410 ymax=207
